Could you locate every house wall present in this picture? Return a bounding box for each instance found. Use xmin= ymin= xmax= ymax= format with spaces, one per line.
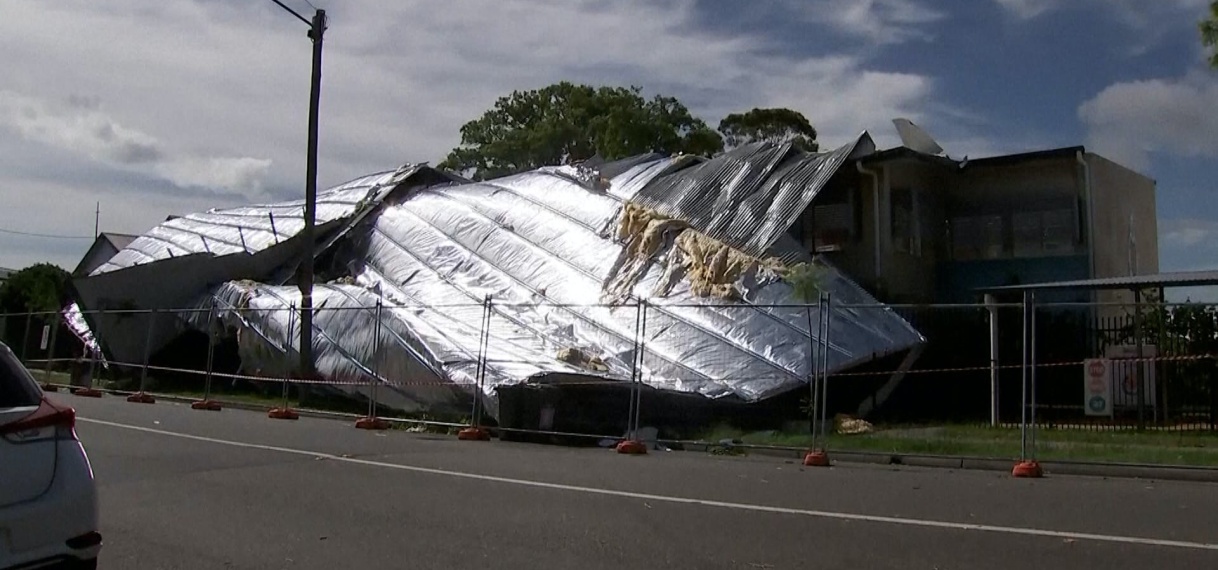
xmin=934 ymin=157 xmax=1090 ymax=303
xmin=794 ymin=169 xmax=876 ymax=287
xmin=1086 ymin=153 xmax=1159 ymax=309
xmin=73 ymin=241 xmax=119 ymax=277
xmin=873 ymin=161 xmax=951 ymax=303
xmin=799 ymin=151 xmax=1158 ymax=308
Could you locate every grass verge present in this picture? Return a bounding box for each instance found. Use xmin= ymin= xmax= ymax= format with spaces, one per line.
xmin=703 ymin=424 xmax=1218 ymax=467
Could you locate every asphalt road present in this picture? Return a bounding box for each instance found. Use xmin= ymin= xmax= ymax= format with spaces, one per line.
xmin=57 ymin=393 xmax=1218 ymax=570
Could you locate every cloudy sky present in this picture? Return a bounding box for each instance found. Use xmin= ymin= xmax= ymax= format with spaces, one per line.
xmin=3 ymin=0 xmax=1217 ymax=284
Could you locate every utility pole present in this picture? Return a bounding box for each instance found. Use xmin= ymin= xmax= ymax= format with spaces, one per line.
xmin=268 ymin=1 xmax=326 ymax=377
xmin=94 ymin=202 xmax=99 ymax=239
xmin=298 ymin=8 xmax=326 ymax=377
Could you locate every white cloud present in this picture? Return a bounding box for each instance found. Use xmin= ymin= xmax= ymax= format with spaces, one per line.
xmin=994 ymin=0 xmax=1209 ymax=21
xmin=0 ymin=90 xmax=272 ymax=193
xmin=0 ymin=0 xmax=951 ymax=270
xmin=1163 ymin=218 xmax=1218 ymax=249
xmin=1078 ymin=73 xmax=1218 ymax=172
xmin=786 ymin=0 xmax=945 ymax=44
xmin=991 ymin=0 xmax=1058 ymax=20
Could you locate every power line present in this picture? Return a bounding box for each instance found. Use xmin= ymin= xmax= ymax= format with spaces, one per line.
xmin=268 ymin=0 xmax=311 ymax=26
xmin=0 ymin=227 xmax=94 ymax=240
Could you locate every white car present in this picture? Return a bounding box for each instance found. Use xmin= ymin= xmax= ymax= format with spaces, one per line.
xmin=0 ymin=341 xmax=100 ymax=569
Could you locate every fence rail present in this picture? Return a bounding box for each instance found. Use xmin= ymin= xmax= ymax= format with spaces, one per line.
xmin=5 ymin=296 xmax=1218 ymax=469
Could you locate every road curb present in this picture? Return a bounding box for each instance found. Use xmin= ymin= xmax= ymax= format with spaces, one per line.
xmin=718 ymin=445 xmax=1218 ymax=483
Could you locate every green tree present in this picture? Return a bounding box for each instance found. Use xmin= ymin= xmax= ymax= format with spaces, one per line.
xmin=717 ymin=107 xmax=819 ymax=153
xmin=440 ymin=82 xmax=723 ymax=180
xmin=0 ymin=263 xmax=72 ymax=315
xmin=0 ymin=263 xmax=73 ymax=357
xmin=1201 ymin=1 xmax=1218 ymax=67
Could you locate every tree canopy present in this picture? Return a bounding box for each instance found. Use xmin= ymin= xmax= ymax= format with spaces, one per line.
xmin=440 ymin=82 xmax=724 ymax=180
xmin=0 ymin=263 xmax=72 ymax=315
xmin=1202 ymin=2 xmax=1218 ymax=67
xmin=718 ymin=107 xmax=819 ymax=152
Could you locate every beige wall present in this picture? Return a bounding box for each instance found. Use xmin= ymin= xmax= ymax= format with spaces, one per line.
xmin=1086 ymin=153 xmax=1159 ymax=308
xmin=874 ymin=161 xmax=950 ymax=303
xmin=804 ymin=151 xmax=1158 ymax=308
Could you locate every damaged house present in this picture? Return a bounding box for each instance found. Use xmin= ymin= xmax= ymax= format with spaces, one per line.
xmin=66 ymin=130 xmax=930 ymax=432
xmin=65 ymin=120 xmax=1152 ymax=431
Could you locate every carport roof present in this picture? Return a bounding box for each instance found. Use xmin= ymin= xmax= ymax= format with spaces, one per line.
xmin=977 ymin=270 xmax=1218 ymax=292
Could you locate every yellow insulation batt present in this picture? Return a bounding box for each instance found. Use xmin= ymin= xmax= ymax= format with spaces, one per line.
xmin=555 ymin=347 xmax=609 ymax=372
xmin=603 ymin=204 xmax=688 ymax=302
xmin=605 ymin=203 xmax=796 ymax=302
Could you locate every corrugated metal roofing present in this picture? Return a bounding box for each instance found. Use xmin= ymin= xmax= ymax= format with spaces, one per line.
xmin=978 ymin=270 xmax=1218 ymax=292
xmin=628 ymin=136 xmax=864 ymax=259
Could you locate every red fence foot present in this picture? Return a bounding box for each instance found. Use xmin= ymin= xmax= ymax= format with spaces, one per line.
xmin=72 ymin=388 xmax=103 ymax=398
xmin=355 ymin=417 xmax=390 ymax=430
xmin=126 ymin=392 xmax=156 ymax=404
xmin=803 ymin=449 xmax=831 ymax=467
xmin=616 ymin=440 xmax=648 ymax=455
xmin=457 ymin=427 xmax=490 ymax=441
xmin=191 ymin=400 xmax=223 ymax=411
xmin=268 ymin=407 xmax=299 ymax=420
xmin=1012 ymin=460 xmax=1044 ymax=478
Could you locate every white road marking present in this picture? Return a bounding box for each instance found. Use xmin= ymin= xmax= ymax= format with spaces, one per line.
xmin=79 ymin=416 xmax=1218 ymax=552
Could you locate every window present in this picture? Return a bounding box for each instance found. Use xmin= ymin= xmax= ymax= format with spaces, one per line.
xmin=812 ymin=202 xmax=852 ymax=252
xmin=1013 ymin=209 xmax=1076 ymax=258
xmin=951 ymin=216 xmax=1003 ymax=260
xmin=0 ymin=347 xmax=40 ymax=408
xmin=810 ymin=187 xmax=856 ymax=253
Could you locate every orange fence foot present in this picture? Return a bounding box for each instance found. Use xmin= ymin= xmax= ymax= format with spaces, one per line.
xmin=41 ymin=383 xmax=59 ymax=393
xmin=191 ymin=400 xmax=223 ymax=411
xmin=803 ymin=449 xmax=831 ymax=467
xmin=457 ymin=427 xmax=491 ymax=441
xmin=126 ymin=392 xmax=156 ymax=404
xmin=355 ymin=417 xmax=391 ymax=430
xmin=1012 ymin=460 xmax=1044 ymax=478
xmin=615 ymin=440 xmax=648 ymax=455
xmin=73 ymin=388 xmax=103 ymax=398
xmin=268 ymin=407 xmax=299 ymax=420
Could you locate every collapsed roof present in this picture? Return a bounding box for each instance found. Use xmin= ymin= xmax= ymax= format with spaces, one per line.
xmin=69 ymin=134 xmax=924 ymax=417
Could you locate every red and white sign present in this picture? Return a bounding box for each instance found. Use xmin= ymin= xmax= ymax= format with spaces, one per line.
xmin=1083 ymin=358 xmax=1112 ymax=417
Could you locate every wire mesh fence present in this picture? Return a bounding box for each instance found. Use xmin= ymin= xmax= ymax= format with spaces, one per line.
xmin=3 ymin=294 xmax=1217 ymax=466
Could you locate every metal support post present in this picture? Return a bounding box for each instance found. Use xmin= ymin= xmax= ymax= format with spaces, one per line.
xmin=1012 ymin=290 xmax=1042 ymax=477
xmin=356 ymin=300 xmax=389 ymax=429
xmin=1019 ymin=291 xmax=1029 ymax=461
xmin=632 ymin=300 xmax=648 ymax=440
xmin=20 ymin=311 xmax=32 ymax=363
xmin=803 ymin=293 xmax=831 ymax=467
xmin=616 ymin=300 xmax=649 ymax=455
xmin=459 ymin=296 xmax=492 ymax=440
xmin=269 ymin=305 xmax=301 ymax=419
xmin=1029 ymin=292 xmax=1038 ymax=458
xmin=127 ymin=311 xmax=157 ymax=403
xmin=819 ymin=293 xmax=833 ymax=439
xmin=804 ymin=305 xmax=817 ymax=436
xmin=193 ymin=302 xmax=222 ymax=410
xmin=1134 ymin=288 xmax=1145 ymax=430
xmin=142 ymin=312 xmax=154 ymax=390
xmin=985 ymin=293 xmax=1000 ymax=427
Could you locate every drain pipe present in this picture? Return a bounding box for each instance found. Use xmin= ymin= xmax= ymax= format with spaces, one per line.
xmin=857 ymin=161 xmax=882 ymax=286
xmin=1076 ymin=151 xmax=1095 ymax=279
